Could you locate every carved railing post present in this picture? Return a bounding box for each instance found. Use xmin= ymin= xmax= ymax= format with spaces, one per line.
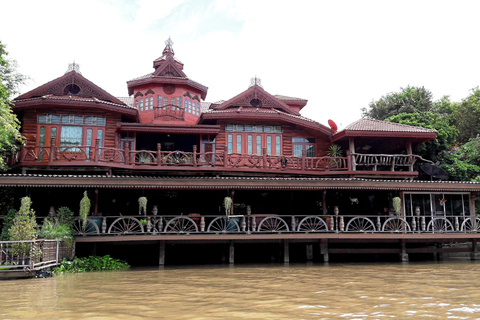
xmin=301 ymin=149 xmax=306 ymax=172
xmin=102 ymin=217 xmax=107 ymax=234
xmin=262 ymin=147 xmax=267 ymax=169
xmin=124 ymin=141 xmax=130 ymax=165
xmin=93 ymin=139 xmax=100 ymax=163
xmin=49 ymin=138 xmax=56 ymax=163
xmin=223 ymin=146 xmax=228 ymax=168
xmin=346 ymin=150 xmax=352 ymax=171
xmin=193 ymin=145 xmax=197 ymax=168
xmin=156 ymin=143 xmax=162 ymax=167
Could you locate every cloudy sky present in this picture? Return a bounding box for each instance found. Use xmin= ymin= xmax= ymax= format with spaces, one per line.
xmin=1 ymin=0 xmax=480 ymax=128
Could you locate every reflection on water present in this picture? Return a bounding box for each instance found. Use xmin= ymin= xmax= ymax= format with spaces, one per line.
xmin=2 ymin=261 xmax=480 ymax=319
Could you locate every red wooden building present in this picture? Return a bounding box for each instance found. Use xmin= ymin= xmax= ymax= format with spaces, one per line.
xmin=3 ymin=38 xmax=480 ymax=264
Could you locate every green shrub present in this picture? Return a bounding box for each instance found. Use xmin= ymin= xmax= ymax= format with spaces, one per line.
xmin=38 ymin=220 xmax=74 ymax=247
xmin=53 ymin=255 xmax=130 ymax=274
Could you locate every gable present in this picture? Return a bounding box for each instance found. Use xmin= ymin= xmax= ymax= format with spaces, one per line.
xmin=153 ymin=57 xmax=187 ymax=78
xmin=16 ymin=70 xmax=125 ymax=105
xmin=214 ymin=85 xmax=301 ymax=116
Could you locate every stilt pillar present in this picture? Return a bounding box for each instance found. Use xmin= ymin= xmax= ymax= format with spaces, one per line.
xmin=284 ymin=240 xmax=290 ymax=264
xmin=306 ymin=244 xmax=313 ymax=261
xmin=400 ymin=240 xmax=408 ymax=262
xmin=471 ymin=240 xmax=480 ymax=260
xmin=320 ymin=239 xmax=329 ymax=262
xmin=229 ymin=241 xmax=234 ymax=264
xmin=159 ymin=241 xmax=165 ymax=265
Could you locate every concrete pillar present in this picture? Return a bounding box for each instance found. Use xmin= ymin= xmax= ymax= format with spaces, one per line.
xmin=400 ymin=240 xmax=409 ymax=262
xmin=284 ymin=240 xmax=290 ymax=264
xmin=229 ymin=241 xmax=234 ymax=264
xmin=306 ymin=244 xmax=313 ymax=261
xmin=159 ymin=241 xmax=165 ymax=265
xmin=320 ymin=239 xmax=329 ymax=262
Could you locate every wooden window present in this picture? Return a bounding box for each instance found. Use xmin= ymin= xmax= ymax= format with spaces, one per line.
xmin=292 ymin=138 xmax=315 ymax=157
xmin=256 ymin=135 xmax=262 ymax=155
xmin=227 ymin=134 xmax=233 ymax=154
xmin=149 ymin=97 xmax=154 ymax=110
xmin=236 ymin=134 xmax=242 ymax=153
xmin=140 ymin=99 xmax=144 ymax=111
xmin=157 ymin=95 xmax=162 ymax=107
xmin=247 ymin=135 xmax=253 ymax=154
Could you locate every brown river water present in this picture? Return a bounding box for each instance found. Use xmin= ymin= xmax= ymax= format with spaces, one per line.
xmin=1 ymin=261 xmax=480 ymax=319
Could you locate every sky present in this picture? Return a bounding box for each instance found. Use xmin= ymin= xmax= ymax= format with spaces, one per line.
xmin=1 ymin=0 xmax=480 ymax=129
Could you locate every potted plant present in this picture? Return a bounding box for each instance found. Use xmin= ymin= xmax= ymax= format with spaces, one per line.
xmin=80 ymin=191 xmax=91 ymax=229
xmin=138 ymin=196 xmax=147 ymax=215
xmin=392 ymin=197 xmax=402 ymax=216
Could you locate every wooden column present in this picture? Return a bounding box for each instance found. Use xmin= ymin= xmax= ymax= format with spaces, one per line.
xmin=94 ymin=189 xmax=99 ymax=216
xmin=349 ymin=138 xmax=356 ymax=171
xmin=406 ymin=141 xmax=413 ymax=172
xmin=320 ymin=239 xmax=329 ymax=262
xmin=159 ymin=240 xmax=166 ymax=265
xmin=229 ymin=241 xmax=234 ymax=264
xmin=284 ymin=240 xmax=290 ymax=264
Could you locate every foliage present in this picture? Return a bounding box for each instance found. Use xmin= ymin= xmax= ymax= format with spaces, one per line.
xmin=38 ymin=220 xmax=74 ymax=247
xmin=46 ymin=206 xmax=74 ymax=229
xmin=140 ymin=218 xmax=147 ymax=226
xmin=450 ymin=87 xmax=480 ymax=143
xmin=138 ymin=196 xmax=147 ymax=215
xmin=8 ymin=196 xmax=37 ymax=256
xmin=327 ymin=144 xmax=343 ymax=157
xmin=79 ymin=191 xmax=91 ymax=229
xmin=362 ymin=86 xmax=434 ymax=120
xmin=53 ymin=255 xmax=130 ymax=274
xmin=438 ymin=137 xmax=480 ymax=181
xmin=386 ymin=112 xmax=458 ymax=163
xmin=0 ymin=41 xmax=26 ymax=171
xmin=224 ymin=197 xmax=232 ymax=216
xmin=0 ymin=208 xmax=17 ymax=241
xmin=392 ymin=197 xmax=401 ymax=215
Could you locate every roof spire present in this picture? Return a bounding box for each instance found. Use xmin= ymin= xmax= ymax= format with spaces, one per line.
xmin=249 ymin=76 xmax=263 ymax=88
xmin=66 ymin=61 xmax=81 ymax=74
xmin=163 ymin=36 xmax=175 ymax=57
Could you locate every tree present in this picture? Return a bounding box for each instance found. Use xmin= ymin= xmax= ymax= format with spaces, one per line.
xmin=0 ymin=41 xmax=25 ymax=170
xmin=362 ymin=86 xmax=434 ymax=120
xmin=386 ymin=112 xmax=458 ymax=163
xmin=450 ymin=87 xmax=480 ymax=143
xmin=439 ymin=137 xmax=480 ymax=181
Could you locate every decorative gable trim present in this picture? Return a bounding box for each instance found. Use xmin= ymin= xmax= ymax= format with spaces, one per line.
xmin=153 ymin=57 xmax=187 ymax=78
xmin=214 ymin=85 xmax=301 ymax=116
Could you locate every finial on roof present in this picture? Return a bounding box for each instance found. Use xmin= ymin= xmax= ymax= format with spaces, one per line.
xmin=163 ymin=36 xmax=175 ymax=57
xmin=66 ymin=61 xmax=81 ymax=74
xmin=249 ymin=76 xmax=263 ymax=88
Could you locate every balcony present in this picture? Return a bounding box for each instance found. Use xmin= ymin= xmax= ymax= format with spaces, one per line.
xmin=10 ymin=142 xmax=420 ymax=178
xmin=154 ymin=105 xmax=185 ymax=121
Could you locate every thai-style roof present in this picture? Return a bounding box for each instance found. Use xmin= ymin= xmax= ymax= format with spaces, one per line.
xmin=127 ymin=38 xmax=208 ymax=99
xmin=332 ymin=118 xmax=437 ymax=142
xmin=15 ymin=66 xmax=127 ymax=107
xmin=211 ymin=84 xmax=301 ymax=116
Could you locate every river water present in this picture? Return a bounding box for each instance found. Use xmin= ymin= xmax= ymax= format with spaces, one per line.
xmin=1 ymin=261 xmax=480 ymax=319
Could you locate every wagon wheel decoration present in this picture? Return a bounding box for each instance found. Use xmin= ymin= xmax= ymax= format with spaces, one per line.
xmin=461 ymin=217 xmax=480 ymax=232
xmin=382 ymin=217 xmax=411 ymax=233
xmin=427 ymin=217 xmax=454 ymax=233
xmin=345 ymin=217 xmax=376 ymax=232
xmin=297 ymin=216 xmax=328 ymax=232
xmin=207 ymin=217 xmax=240 ymax=233
xmin=108 ymin=217 xmax=144 ymax=234
xmin=164 ymin=217 xmax=198 ymax=234
xmin=73 ymin=218 xmax=100 ymax=235
xmin=257 ymin=217 xmax=289 ymax=233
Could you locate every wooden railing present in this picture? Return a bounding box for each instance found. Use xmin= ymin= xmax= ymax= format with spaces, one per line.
xmin=73 ymin=214 xmax=480 ymax=236
xmin=12 ymin=142 xmax=420 ymax=176
xmin=0 ymin=239 xmax=73 ymax=270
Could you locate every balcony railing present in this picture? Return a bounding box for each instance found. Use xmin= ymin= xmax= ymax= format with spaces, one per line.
xmin=154 ymin=105 xmax=185 ymax=121
xmin=73 ymin=214 xmax=480 ymax=236
xmin=11 ymin=141 xmax=420 ymax=176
